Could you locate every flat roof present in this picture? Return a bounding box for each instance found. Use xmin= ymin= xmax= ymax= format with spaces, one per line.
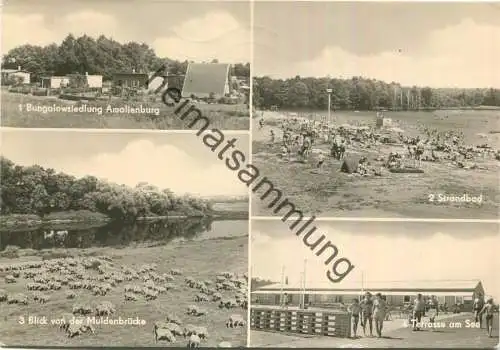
xmin=256 ymin=280 xmax=481 ymax=293
xmin=252 ymin=290 xmax=473 ymax=297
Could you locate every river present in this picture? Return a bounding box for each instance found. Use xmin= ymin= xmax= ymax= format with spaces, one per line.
xmin=0 ymin=218 xmax=248 ymax=251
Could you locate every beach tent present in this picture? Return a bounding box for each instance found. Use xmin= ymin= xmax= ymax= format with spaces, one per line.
xmin=340 ymin=156 xmax=360 ymax=174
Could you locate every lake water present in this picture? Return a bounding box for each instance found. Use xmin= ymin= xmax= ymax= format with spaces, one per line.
xmin=0 ymin=218 xmax=248 ymax=251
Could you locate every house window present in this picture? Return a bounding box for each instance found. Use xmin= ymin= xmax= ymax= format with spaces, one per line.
xmin=455 ymin=296 xmax=464 ymax=304
xmin=404 ymin=295 xmax=411 ymax=303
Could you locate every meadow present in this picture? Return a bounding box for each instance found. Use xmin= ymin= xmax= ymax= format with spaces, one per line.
xmin=252 ymin=109 xmax=500 ymax=219
xmin=0 ymin=90 xmax=250 ymax=130
xmin=0 ymin=235 xmax=248 ymax=347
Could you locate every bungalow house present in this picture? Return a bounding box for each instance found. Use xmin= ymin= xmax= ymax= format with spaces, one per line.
xmin=41 ymin=76 xmax=70 ymax=89
xmin=84 ymin=72 xmax=103 ymax=88
xmin=181 ymin=63 xmax=230 ymax=99
xmin=1 ymin=66 xmax=31 ymax=85
xmin=252 ymin=279 xmax=485 ymax=311
xmin=112 ymin=69 xmax=149 ymax=89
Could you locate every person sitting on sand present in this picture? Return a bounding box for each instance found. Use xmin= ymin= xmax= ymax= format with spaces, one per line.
xmin=280 ymin=145 xmax=290 ymax=161
xmin=317 ymin=152 xmax=325 ymax=169
xmin=357 ymin=157 xmax=369 ymax=175
xmin=348 ymin=299 xmax=361 ymax=338
xmin=479 ymin=298 xmax=495 ymax=338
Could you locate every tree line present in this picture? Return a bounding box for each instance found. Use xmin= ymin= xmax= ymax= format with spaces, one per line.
xmin=1 ymin=34 xmax=250 ymax=83
xmin=0 ymin=157 xmax=214 ymax=221
xmin=253 ymin=76 xmax=500 ymax=111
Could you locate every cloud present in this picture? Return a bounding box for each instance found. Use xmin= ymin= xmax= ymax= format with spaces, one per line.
xmin=41 ymin=139 xmax=246 ymax=197
xmin=251 ymin=225 xmax=500 ymax=299
xmin=2 ymin=11 xmax=120 ymax=52
xmin=261 ymin=19 xmax=500 ymax=88
xmin=153 ymin=11 xmax=250 ymax=63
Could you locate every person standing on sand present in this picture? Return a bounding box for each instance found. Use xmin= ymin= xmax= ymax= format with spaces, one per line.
xmin=473 ymin=294 xmax=485 ymax=328
xmin=412 ymin=293 xmax=426 ymax=331
xmin=479 ymin=298 xmax=495 ymax=338
xmin=373 ymin=293 xmax=387 ymax=338
xmin=360 ymin=292 xmax=374 ymax=337
xmin=348 ymin=298 xmax=361 ymax=338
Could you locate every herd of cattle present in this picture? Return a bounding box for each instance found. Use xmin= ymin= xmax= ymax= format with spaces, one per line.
xmin=0 ymin=256 xmax=248 ymax=347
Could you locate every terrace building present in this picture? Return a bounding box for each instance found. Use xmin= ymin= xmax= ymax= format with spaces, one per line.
xmin=252 ymin=280 xmax=485 ymax=310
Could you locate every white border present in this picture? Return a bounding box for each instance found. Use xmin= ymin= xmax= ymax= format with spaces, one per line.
xmin=246 ymin=0 xmax=254 ymax=346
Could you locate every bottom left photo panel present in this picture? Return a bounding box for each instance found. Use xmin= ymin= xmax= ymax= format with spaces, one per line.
xmin=0 ymin=129 xmax=249 ymax=347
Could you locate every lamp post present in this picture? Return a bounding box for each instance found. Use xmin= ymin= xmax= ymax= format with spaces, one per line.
xmin=326 ymin=88 xmax=333 ymax=123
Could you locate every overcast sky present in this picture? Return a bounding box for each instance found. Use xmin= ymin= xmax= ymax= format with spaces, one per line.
xmin=251 ymin=220 xmax=500 ymax=299
xmin=0 ymin=130 xmax=249 ymax=197
xmin=2 ymin=0 xmax=251 ymax=63
xmin=254 ymin=2 xmax=500 ymax=88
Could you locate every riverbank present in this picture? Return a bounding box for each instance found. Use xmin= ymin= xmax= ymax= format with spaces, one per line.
xmin=0 ymin=235 xmax=248 ymax=347
xmin=0 ymin=209 xmax=249 ymax=231
xmin=0 ymin=211 xmax=110 ymax=231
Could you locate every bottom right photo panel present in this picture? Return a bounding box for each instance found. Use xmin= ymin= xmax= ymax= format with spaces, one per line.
xmin=249 ymin=220 xmax=499 ymax=348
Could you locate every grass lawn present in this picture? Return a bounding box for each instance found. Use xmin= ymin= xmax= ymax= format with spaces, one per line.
xmin=1 ymin=90 xmax=249 ymax=130
xmin=0 ymin=235 xmax=248 ymax=347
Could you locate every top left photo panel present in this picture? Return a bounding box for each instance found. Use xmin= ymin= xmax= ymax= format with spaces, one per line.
xmin=1 ymin=0 xmax=251 ymax=131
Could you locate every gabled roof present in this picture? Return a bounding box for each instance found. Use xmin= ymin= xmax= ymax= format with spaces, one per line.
xmin=182 ymin=63 xmax=230 ymax=97
xmin=255 ymin=280 xmax=481 ymax=293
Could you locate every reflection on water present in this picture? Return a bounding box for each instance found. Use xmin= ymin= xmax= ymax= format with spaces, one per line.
xmin=0 ymin=219 xmax=247 ymax=250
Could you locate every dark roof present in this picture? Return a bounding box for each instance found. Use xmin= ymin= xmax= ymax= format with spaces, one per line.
xmin=182 ymin=63 xmax=230 ymax=97
xmin=113 ymin=72 xmax=149 ymax=77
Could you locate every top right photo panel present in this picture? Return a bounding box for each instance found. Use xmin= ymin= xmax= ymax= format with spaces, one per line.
xmin=251 ymin=1 xmax=500 ymax=220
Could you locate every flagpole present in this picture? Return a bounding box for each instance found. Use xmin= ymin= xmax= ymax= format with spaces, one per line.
xmin=361 ymin=271 xmax=364 ymax=300
xmin=280 ymin=265 xmax=285 ymax=306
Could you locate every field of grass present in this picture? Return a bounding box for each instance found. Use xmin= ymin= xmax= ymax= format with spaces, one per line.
xmin=1 ymin=91 xmax=249 ymax=130
xmin=252 ymin=109 xmax=499 ymax=219
xmin=0 ymin=236 xmax=248 ymax=347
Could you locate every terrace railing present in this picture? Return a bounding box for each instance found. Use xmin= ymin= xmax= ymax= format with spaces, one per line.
xmin=250 ymin=306 xmax=352 ymax=338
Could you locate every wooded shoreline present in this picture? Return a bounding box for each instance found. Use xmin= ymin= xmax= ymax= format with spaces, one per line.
xmin=0 ymin=209 xmax=248 ymax=231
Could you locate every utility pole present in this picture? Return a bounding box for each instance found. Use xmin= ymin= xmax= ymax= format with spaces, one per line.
xmin=302 ymin=259 xmax=307 ymax=308
xmin=327 ymin=88 xmax=333 ymax=123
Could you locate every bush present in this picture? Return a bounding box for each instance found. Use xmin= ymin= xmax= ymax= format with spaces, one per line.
xmin=0 ymin=245 xmax=21 ymax=259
